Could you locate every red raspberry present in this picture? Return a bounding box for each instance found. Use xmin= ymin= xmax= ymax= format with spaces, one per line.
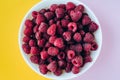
xmin=36 ymin=13 xmax=46 ymax=25
xmin=38 ymin=22 xmax=48 ymax=33
xmin=61 ymin=19 xmax=69 ymax=28
xmin=47 ymin=24 xmax=56 ymax=36
xmin=35 ymin=31 xmax=42 ymax=40
xmin=50 ymin=4 xmax=58 ymax=12
xmin=49 ymin=19 xmax=55 ymax=25
xmin=55 ymin=8 xmax=65 ymax=19
xmin=63 ymin=31 xmax=71 ymax=41
xmin=54 ymin=38 xmax=64 ymax=48
xmin=47 ymin=61 xmax=57 ymax=72
xmin=67 ymin=50 xmax=75 ymax=60
xmin=84 ymin=55 xmax=92 ymax=63
xmin=47 ymin=57 xmax=54 ymax=63
xmin=73 ymin=32 xmax=82 ymax=42
xmin=75 ymin=44 xmax=82 ymax=53
xmin=91 ymin=41 xmax=98 ymax=50
xmin=49 ymin=36 xmax=56 ymax=44
xmin=58 ymin=60 xmax=66 ymax=69
xmin=39 ymin=64 xmax=48 ymax=74
xmin=25 ymin=19 xmax=33 ymax=29
xmin=84 ymin=43 xmax=92 ymax=52
xmin=89 ymin=21 xmax=98 ymax=32
xmin=30 ymin=47 xmax=39 ymax=54
xmin=24 ymin=28 xmax=33 ymax=37
xmin=45 ymin=42 xmax=52 ymax=48
xmin=59 ymin=4 xmax=66 ymax=9
xmin=29 ymin=39 xmax=36 ymax=47
xmin=44 ymin=12 xmax=54 ymax=20
xmin=32 ymin=11 xmax=38 ymax=18
xmin=79 ymin=30 xmax=85 ymax=37
xmin=33 ymin=25 xmax=39 ymax=33
xmin=39 ymin=59 xmax=46 ymax=65
xmin=66 ymin=2 xmax=76 ymax=10
xmin=82 ymin=15 xmax=91 ymax=26
xmin=22 ymin=44 xmax=30 ymax=54
xmin=68 ymin=22 xmax=77 ymax=32
xmin=30 ymin=55 xmax=39 ymax=64
xmin=72 ymin=66 xmax=80 ymax=74
xmin=70 ymin=10 xmax=82 ymax=22
xmin=40 ymin=51 xmax=49 ymax=60
xmin=57 ymin=52 xmax=65 ymax=60
xmin=75 ymin=5 xmax=84 ymax=12
xmin=37 ymin=39 xmax=45 ymax=47
xmin=72 ymin=56 xmax=83 ymax=67
xmin=54 ymin=68 xmax=62 ymax=76
xmin=65 ymin=15 xmax=70 ymax=20
xmin=23 ymin=36 xmax=30 ymax=43
xmin=57 ymin=25 xmax=64 ymax=35
xmin=39 ymin=9 xmax=47 ymax=14
xmin=65 ymin=62 xmax=73 ymax=73
xmin=84 ymin=32 xmax=94 ymax=43
xmin=48 ymin=47 xmax=59 ymax=56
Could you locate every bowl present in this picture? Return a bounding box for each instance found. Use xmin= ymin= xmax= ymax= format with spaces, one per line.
xmin=18 ymin=0 xmax=102 ymax=79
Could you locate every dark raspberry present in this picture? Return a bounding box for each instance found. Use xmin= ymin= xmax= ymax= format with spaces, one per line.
xmin=48 ymin=47 xmax=59 ymax=56
xmin=30 ymin=55 xmax=39 ymax=64
xmin=72 ymin=56 xmax=83 ymax=67
xmin=72 ymin=66 xmax=80 ymax=74
xmin=66 ymin=2 xmax=76 ymax=10
xmin=73 ymin=32 xmax=82 ymax=42
xmin=54 ymin=68 xmax=62 ymax=76
xmin=70 ymin=10 xmax=82 ymax=22
xmin=75 ymin=44 xmax=82 ymax=53
xmin=24 ymin=28 xmax=33 ymax=37
xmin=82 ymin=15 xmax=91 ymax=26
xmin=65 ymin=15 xmax=70 ymax=20
xmin=57 ymin=25 xmax=64 ymax=35
xmin=55 ymin=8 xmax=65 ymax=19
xmin=33 ymin=25 xmax=39 ymax=33
xmin=65 ymin=63 xmax=73 ymax=73
xmin=84 ymin=55 xmax=92 ymax=63
xmin=44 ymin=12 xmax=54 ymax=20
xmin=75 ymin=5 xmax=84 ymax=12
xmin=58 ymin=60 xmax=66 ymax=69
xmin=40 ymin=51 xmax=49 ymax=60
xmin=68 ymin=22 xmax=77 ymax=32
xmin=50 ymin=4 xmax=58 ymax=12
xmin=47 ymin=57 xmax=54 ymax=63
xmin=39 ymin=59 xmax=46 ymax=65
xmin=84 ymin=43 xmax=92 ymax=52
xmin=45 ymin=42 xmax=52 ymax=48
xmin=54 ymin=38 xmax=64 ymax=48
xmin=80 ymin=30 xmax=85 ymax=37
xmin=23 ymin=36 xmax=30 ymax=43
xmin=49 ymin=36 xmax=56 ymax=44
xmin=22 ymin=44 xmax=30 ymax=54
xmin=38 ymin=22 xmax=48 ymax=33
xmin=63 ymin=31 xmax=71 ymax=41
xmin=25 ymin=19 xmax=33 ymax=29
xmin=35 ymin=31 xmax=42 ymax=40
xmin=84 ymin=32 xmax=94 ymax=43
xmin=39 ymin=9 xmax=47 ymax=14
xmin=32 ymin=11 xmax=38 ymax=18
xmin=57 ymin=52 xmax=65 ymax=60
xmin=39 ymin=64 xmax=48 ymax=74
xmin=59 ymin=4 xmax=66 ymax=9
xmin=37 ymin=39 xmax=45 ymax=47
xmin=36 ymin=13 xmax=46 ymax=25
xmin=29 ymin=39 xmax=36 ymax=47
xmin=47 ymin=24 xmax=56 ymax=36
xmin=47 ymin=61 xmax=57 ymax=72
xmin=89 ymin=21 xmax=98 ymax=32
xmin=67 ymin=50 xmax=75 ymax=60
xmin=43 ymin=33 xmax=50 ymax=40
xmin=61 ymin=19 xmax=69 ymax=28
xmin=91 ymin=41 xmax=98 ymax=50
xmin=30 ymin=47 xmax=39 ymax=54
xmin=49 ymin=19 xmax=55 ymax=25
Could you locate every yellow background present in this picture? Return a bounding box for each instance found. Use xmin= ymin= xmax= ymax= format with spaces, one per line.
xmin=0 ymin=0 xmax=49 ymax=80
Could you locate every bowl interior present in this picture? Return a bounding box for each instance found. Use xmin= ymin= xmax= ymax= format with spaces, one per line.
xmin=19 ymin=0 xmax=102 ymax=79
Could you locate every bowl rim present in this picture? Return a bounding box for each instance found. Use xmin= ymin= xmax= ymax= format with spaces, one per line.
xmin=18 ymin=0 xmax=102 ymax=79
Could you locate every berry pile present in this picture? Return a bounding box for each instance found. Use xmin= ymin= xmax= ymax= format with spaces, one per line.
xmin=22 ymin=2 xmax=98 ymax=76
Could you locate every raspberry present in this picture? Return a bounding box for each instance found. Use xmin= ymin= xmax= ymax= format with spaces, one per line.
xmin=35 ymin=31 xmax=42 ymax=40
xmin=25 ymin=19 xmax=33 ymax=29
xmin=77 ymin=23 xmax=83 ymax=30
xmin=23 ymin=36 xmax=30 ymax=43
xmin=37 ymin=39 xmax=45 ymax=47
xmin=67 ymin=50 xmax=75 ymax=59
xmin=91 ymin=41 xmax=98 ymax=50
xmin=30 ymin=47 xmax=39 ymax=54
xmin=75 ymin=44 xmax=82 ymax=53
xmin=68 ymin=22 xmax=77 ymax=32
xmin=61 ymin=19 xmax=69 ymax=28
xmin=39 ymin=59 xmax=46 ymax=65
xmin=49 ymin=19 xmax=55 ymax=25
xmin=75 ymin=5 xmax=84 ymax=12
xmin=49 ymin=36 xmax=56 ymax=44
xmin=39 ymin=9 xmax=47 ymax=14
xmin=38 ymin=22 xmax=48 ymax=33
xmin=63 ymin=31 xmax=71 ymax=41
xmin=66 ymin=2 xmax=76 ymax=10
xmin=47 ymin=57 xmax=54 ymax=63
xmin=59 ymin=4 xmax=66 ymax=9
xmin=40 ymin=51 xmax=49 ymax=60
xmin=79 ymin=30 xmax=85 ymax=37
xmin=57 ymin=52 xmax=65 ymax=60
xmin=84 ymin=43 xmax=92 ymax=52
xmin=22 ymin=44 xmax=30 ymax=54
xmin=65 ymin=15 xmax=70 ymax=20
xmin=65 ymin=63 xmax=73 ymax=73
xmin=57 ymin=25 xmax=64 ymax=35
xmin=47 ymin=61 xmax=57 ymax=72
xmin=30 ymin=55 xmax=39 ymax=64
xmin=55 ymin=8 xmax=65 ymax=19
xmin=84 ymin=55 xmax=92 ymax=63
xmin=84 ymin=32 xmax=94 ymax=43
xmin=29 ymin=39 xmax=36 ymax=47
xmin=44 ymin=12 xmax=54 ymax=20
xmin=33 ymin=25 xmax=39 ymax=33
xmin=72 ymin=56 xmax=83 ymax=67
xmin=72 ymin=66 xmax=80 ymax=74
xmin=24 ymin=28 xmax=33 ymax=37
xmin=48 ymin=47 xmax=59 ymax=56
xmin=54 ymin=68 xmax=62 ymax=76
xmin=39 ymin=64 xmax=48 ymax=74
xmin=70 ymin=10 xmax=82 ymax=22
xmin=82 ymin=15 xmax=91 ymax=26
xmin=89 ymin=21 xmax=98 ymax=32
xmin=54 ymin=38 xmax=64 ymax=48
xmin=43 ymin=33 xmax=50 ymax=40
xmin=32 ymin=11 xmax=38 ymax=18
xmin=45 ymin=42 xmax=52 ymax=48
xmin=50 ymin=4 xmax=58 ymax=12
xmin=47 ymin=24 xmax=56 ymax=36
xmin=36 ymin=13 xmax=46 ymax=25
xmin=73 ymin=32 xmax=82 ymax=42
xmin=58 ymin=60 xmax=66 ymax=69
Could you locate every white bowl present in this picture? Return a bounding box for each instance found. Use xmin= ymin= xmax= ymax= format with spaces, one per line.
xmin=18 ymin=0 xmax=102 ymax=79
